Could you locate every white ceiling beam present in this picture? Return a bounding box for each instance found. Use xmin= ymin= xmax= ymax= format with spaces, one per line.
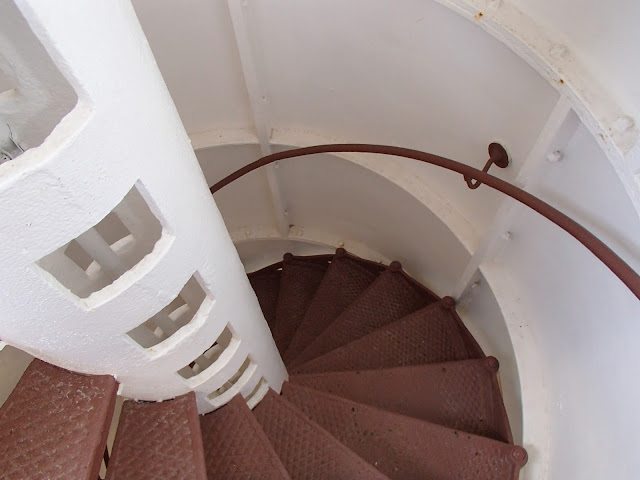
xmin=453 ymin=95 xmax=579 ymax=298
xmin=189 ymin=128 xmax=258 ymax=151
xmin=226 ymin=0 xmax=289 ymax=237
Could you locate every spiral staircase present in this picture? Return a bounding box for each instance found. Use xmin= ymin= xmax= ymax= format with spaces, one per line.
xmin=0 ymin=248 xmax=527 ymax=479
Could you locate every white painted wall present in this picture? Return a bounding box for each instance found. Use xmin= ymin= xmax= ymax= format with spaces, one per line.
xmin=535 ymin=124 xmax=640 ymax=272
xmin=0 ymin=0 xmax=285 ymax=413
xmin=489 ymin=210 xmax=640 ymax=479
xmin=131 ymin=0 xmax=253 ymax=134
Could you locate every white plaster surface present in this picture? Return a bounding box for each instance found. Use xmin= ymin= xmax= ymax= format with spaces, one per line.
xmin=0 ymin=0 xmax=76 ymax=149
xmin=0 ymin=0 xmax=285 ymax=412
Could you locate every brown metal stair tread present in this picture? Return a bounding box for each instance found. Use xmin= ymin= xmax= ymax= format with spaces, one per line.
xmin=271 ymin=255 xmax=329 ymax=355
xmin=200 ymin=394 xmax=290 ymax=480
xmin=338 ymin=249 xmax=388 ymax=276
xmin=290 ymin=268 xmax=433 ymax=368
xmin=292 ymin=299 xmax=480 ymax=374
xmin=282 ymin=383 xmax=527 ymax=480
xmin=283 ymin=253 xmax=382 ymax=366
xmin=249 ymin=269 xmax=282 ymax=330
xmin=105 ymin=392 xmax=207 ymax=480
xmin=0 ymin=359 xmax=117 ymax=480
xmin=290 ymin=357 xmax=512 ymax=443
xmin=253 ymin=390 xmax=391 ymax=480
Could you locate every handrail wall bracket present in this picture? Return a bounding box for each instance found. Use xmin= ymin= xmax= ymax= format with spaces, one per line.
xmin=464 ymin=143 xmax=510 ymax=189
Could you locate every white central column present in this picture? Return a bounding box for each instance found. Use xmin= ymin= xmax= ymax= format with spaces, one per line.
xmin=0 ymin=0 xmax=285 ymax=413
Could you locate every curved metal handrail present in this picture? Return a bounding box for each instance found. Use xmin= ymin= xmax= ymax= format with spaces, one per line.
xmin=211 ymin=143 xmax=640 ymax=301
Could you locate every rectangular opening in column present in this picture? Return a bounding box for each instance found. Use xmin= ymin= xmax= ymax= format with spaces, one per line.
xmin=127 ymin=274 xmax=212 ymax=351
xmin=176 ymin=326 xmax=239 ymax=380
xmin=36 ymin=183 xmax=164 ymax=299
xmin=206 ymin=357 xmax=254 ymax=401
xmin=246 ymin=378 xmax=269 ymax=409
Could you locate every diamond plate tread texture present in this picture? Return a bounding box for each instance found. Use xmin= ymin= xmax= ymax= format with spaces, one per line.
xmin=105 ymin=392 xmax=207 ymax=480
xmin=290 ymin=269 xmax=432 ymax=368
xmin=292 ymin=299 xmax=479 ymax=375
xmin=0 ymin=359 xmax=117 ymax=480
xmin=200 ymin=394 xmax=291 ymax=480
xmin=283 ymin=254 xmax=381 ymax=366
xmin=249 ymin=269 xmax=282 ymax=331
xmin=282 ymin=383 xmax=527 ymax=480
xmin=398 ymin=270 xmax=440 ymax=304
xmin=290 ymin=358 xmax=512 ymax=443
xmin=271 ymin=256 xmax=329 ymax=355
xmin=253 ymin=390 xmax=391 ymax=480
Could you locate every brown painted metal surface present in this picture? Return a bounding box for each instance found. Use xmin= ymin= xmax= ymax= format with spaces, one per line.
xmin=271 ymin=254 xmax=329 ymax=355
xmin=290 ymin=267 xmax=432 ymax=368
xmin=282 ymin=383 xmax=526 ymax=480
xmin=253 ymin=252 xmax=525 ymax=479
xmin=212 ymin=143 xmax=640 ymax=301
xmin=249 ymin=268 xmax=282 ymax=330
xmin=290 ymin=357 xmax=512 ymax=442
xmin=200 ymin=394 xmax=290 ymax=480
xmin=0 ymin=359 xmax=117 ymax=480
xmin=105 ymin=392 xmax=207 ymax=480
xmin=254 ymin=390 xmax=391 ymax=480
xmin=292 ymin=299 xmax=478 ymax=374
xmin=283 ymin=250 xmax=381 ymax=365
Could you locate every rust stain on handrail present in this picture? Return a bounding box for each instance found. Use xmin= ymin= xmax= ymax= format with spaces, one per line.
xmin=210 ymin=143 xmax=640 ymax=301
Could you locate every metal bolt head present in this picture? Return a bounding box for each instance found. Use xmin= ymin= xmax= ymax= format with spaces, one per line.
xmin=613 ymin=115 xmax=635 ymax=133
xmin=511 ymin=446 xmax=528 ymax=464
xmin=485 ymin=356 xmax=500 ymax=371
xmin=389 ymin=261 xmax=402 ymax=272
xmin=546 ymin=151 xmax=563 ymax=163
xmin=549 ymin=44 xmax=569 ymax=60
xmin=442 ymin=296 xmax=456 ymax=309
